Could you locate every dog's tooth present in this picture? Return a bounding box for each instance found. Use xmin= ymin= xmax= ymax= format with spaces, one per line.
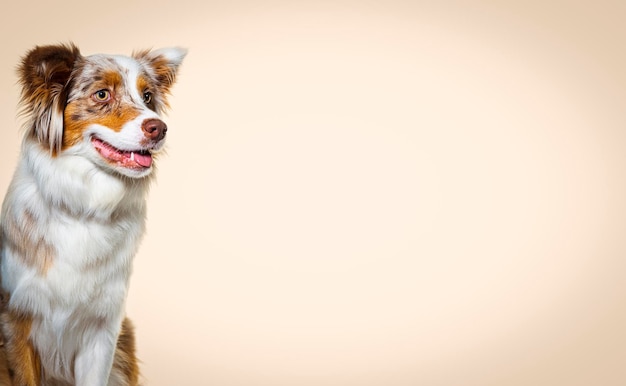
xmin=130 ymin=152 xmax=135 ymax=161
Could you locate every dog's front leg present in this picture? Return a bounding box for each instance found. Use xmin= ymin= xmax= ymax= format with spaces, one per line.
xmin=0 ymin=309 xmax=41 ymax=386
xmin=74 ymin=327 xmax=120 ymax=386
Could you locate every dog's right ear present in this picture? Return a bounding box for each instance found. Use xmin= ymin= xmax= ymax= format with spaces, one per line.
xmin=18 ymin=43 xmax=81 ymax=153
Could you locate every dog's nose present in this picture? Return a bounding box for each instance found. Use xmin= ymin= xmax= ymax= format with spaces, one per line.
xmin=142 ymin=118 xmax=167 ymax=141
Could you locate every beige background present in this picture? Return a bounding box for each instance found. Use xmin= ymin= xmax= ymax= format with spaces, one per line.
xmin=1 ymin=1 xmax=625 ymax=385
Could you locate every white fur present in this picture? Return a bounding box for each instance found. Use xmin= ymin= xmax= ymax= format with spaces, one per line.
xmin=1 ymin=139 xmax=147 ymax=385
xmin=143 ymin=47 xmax=187 ymax=68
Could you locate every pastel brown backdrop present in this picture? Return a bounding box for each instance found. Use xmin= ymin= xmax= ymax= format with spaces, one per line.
xmin=1 ymin=1 xmax=625 ymax=385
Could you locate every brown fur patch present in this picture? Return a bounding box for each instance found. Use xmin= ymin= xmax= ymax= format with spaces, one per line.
xmin=0 ymin=287 xmax=11 ymax=385
xmin=111 ymin=318 xmax=140 ymax=386
xmin=2 ymin=209 xmax=55 ymax=275
xmin=18 ymin=43 xmax=81 ymax=153
xmin=150 ymin=56 xmax=177 ymax=91
xmin=102 ymin=70 xmax=122 ymax=89
xmin=136 ymin=75 xmax=149 ymax=94
xmin=136 ymin=75 xmax=156 ymax=111
xmin=63 ymin=98 xmax=141 ymax=149
xmin=0 ymin=309 xmax=41 ymax=386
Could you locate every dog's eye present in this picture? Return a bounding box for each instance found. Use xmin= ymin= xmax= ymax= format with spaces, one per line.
xmin=143 ymin=91 xmax=153 ymax=104
xmin=93 ymin=90 xmax=111 ymax=102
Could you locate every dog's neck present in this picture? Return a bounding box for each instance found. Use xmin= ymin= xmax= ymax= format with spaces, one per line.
xmin=17 ymin=139 xmax=152 ymax=222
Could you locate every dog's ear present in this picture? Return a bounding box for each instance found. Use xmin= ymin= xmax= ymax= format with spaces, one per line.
xmin=18 ymin=43 xmax=81 ymax=153
xmin=133 ymin=47 xmax=187 ymax=111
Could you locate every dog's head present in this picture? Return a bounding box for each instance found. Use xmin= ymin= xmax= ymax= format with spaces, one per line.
xmin=18 ymin=43 xmax=186 ymax=178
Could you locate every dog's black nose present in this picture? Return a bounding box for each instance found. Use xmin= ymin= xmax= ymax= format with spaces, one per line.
xmin=142 ymin=118 xmax=167 ymax=141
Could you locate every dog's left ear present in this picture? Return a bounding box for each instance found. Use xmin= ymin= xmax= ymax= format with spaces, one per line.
xmin=133 ymin=47 xmax=187 ymax=110
xmin=18 ymin=43 xmax=82 ymax=153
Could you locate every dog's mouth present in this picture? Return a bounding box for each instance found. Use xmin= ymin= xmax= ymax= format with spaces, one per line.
xmin=91 ymin=137 xmax=153 ymax=169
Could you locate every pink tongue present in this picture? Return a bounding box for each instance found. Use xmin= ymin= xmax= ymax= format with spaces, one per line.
xmin=92 ymin=138 xmax=152 ymax=168
xmin=133 ymin=152 xmax=152 ymax=167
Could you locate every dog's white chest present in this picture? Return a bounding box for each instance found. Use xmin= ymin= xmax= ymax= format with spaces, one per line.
xmin=19 ymin=212 xmax=144 ymax=382
xmin=0 ymin=153 xmax=147 ymax=383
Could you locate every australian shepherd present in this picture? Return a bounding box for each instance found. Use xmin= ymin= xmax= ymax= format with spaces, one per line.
xmin=0 ymin=43 xmax=186 ymax=385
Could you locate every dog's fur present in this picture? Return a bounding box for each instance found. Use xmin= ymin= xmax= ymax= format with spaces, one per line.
xmin=0 ymin=43 xmax=186 ymax=385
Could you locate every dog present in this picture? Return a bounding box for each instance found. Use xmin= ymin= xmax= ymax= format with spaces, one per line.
xmin=0 ymin=43 xmax=186 ymax=385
